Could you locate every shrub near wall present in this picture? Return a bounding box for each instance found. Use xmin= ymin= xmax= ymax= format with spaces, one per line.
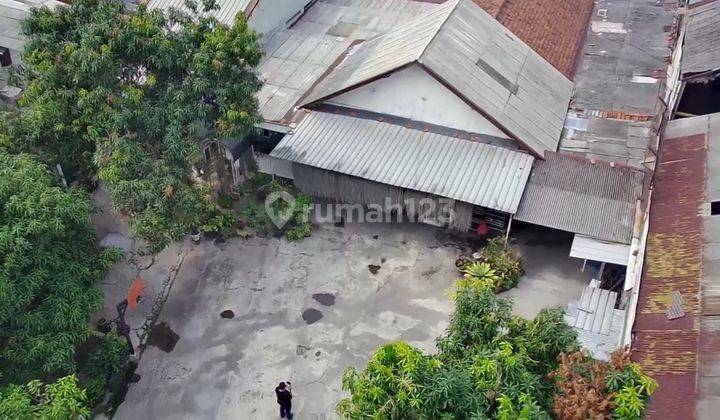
xmin=338 ymin=282 xmax=577 ymax=418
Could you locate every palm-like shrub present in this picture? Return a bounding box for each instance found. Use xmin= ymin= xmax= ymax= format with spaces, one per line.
xmin=458 ymin=262 xmax=499 ymax=292
xmin=480 ymin=237 xmax=524 ymax=292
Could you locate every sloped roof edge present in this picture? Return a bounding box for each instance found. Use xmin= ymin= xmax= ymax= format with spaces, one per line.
xmin=299 ymin=0 xmax=460 ymax=107
xmin=299 ymin=0 xmax=573 ymax=157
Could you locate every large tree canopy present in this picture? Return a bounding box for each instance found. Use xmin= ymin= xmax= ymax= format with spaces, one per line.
xmin=1 ymin=0 xmax=262 ymax=249
xmin=0 ymin=149 xmax=121 ymax=383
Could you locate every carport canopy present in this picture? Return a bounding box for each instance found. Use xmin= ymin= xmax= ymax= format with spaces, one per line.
xmin=570 ymin=234 xmax=630 ymax=266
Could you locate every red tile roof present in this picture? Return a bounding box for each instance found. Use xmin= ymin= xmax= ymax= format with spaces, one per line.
xmin=472 ymin=0 xmax=594 ymax=79
xmin=632 ymin=133 xmax=706 ymax=419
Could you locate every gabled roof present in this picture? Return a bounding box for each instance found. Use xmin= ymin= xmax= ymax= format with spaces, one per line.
xmin=271 ymin=111 xmax=534 ymax=213
xmin=300 ymin=0 xmax=574 ymax=158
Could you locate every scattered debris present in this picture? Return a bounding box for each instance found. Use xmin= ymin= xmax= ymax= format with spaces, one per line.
xmin=296 ymin=345 xmax=311 ymax=357
xmin=372 ymin=234 xmax=379 ymax=239
xmin=312 ymin=293 xmax=336 ymax=306
xmin=368 ymin=264 xmax=381 ymax=275
xmin=302 ymin=308 xmax=323 ymax=324
xmin=220 ymin=310 xmax=235 ymax=319
xmin=666 ymin=291 xmax=686 ymax=320
xmin=421 ymin=266 xmax=440 ymax=278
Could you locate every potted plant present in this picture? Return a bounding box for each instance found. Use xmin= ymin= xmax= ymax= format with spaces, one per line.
xmin=190 ymin=228 xmax=202 ymax=242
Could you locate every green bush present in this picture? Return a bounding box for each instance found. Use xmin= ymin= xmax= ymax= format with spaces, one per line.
xmin=242 ymin=203 xmax=269 ymax=232
xmin=217 ymin=193 xmax=234 ymax=209
xmin=459 ymin=262 xmax=500 ymax=293
xmin=480 ymin=237 xmax=524 ymax=292
xmin=0 ymin=375 xmax=91 ymax=418
xmin=338 ymin=281 xmax=581 ymax=418
xmin=286 ymin=222 xmax=311 ymax=241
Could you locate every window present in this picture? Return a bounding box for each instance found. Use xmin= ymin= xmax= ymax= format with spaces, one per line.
xmin=711 ymin=200 xmax=720 ymax=216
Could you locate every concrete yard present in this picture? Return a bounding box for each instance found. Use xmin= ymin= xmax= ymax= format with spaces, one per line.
xmin=98 ymin=219 xmax=591 ymax=419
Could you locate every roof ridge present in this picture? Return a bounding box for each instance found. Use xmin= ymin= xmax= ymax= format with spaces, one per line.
xmin=299 ymin=0 xmax=460 ymax=107
xmin=417 ymin=0 xmax=462 ymax=62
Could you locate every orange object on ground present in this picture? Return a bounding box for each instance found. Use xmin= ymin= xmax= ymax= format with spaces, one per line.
xmin=127 ymin=277 xmax=144 ymax=310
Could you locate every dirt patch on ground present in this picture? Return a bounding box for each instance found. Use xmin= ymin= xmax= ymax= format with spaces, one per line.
xmin=302 ymin=308 xmax=323 ymax=324
xmin=312 ymin=293 xmax=336 ymax=306
xmin=146 ymin=321 xmax=180 ymax=353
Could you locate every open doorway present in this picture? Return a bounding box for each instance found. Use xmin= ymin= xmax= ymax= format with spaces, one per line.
xmin=676 ymin=76 xmax=720 ymax=117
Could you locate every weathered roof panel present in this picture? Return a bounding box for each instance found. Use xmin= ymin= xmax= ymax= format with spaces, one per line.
xmin=257 ymin=0 xmax=441 ymax=124
xmin=635 ymin=113 xmax=720 ymax=418
xmin=300 ymin=0 xmax=456 ymax=106
xmin=632 ymin=118 xmax=707 ymax=418
xmin=570 ymin=235 xmax=631 ymax=266
xmin=270 ymin=111 xmax=534 ymax=213
xmin=682 ymin=0 xmax=720 ymax=77
xmin=301 ymin=0 xmax=574 ymax=157
xmin=493 ymin=0 xmax=594 ymax=79
xmin=146 ymin=0 xmax=251 ymax=26
xmin=515 ymin=152 xmax=644 ymax=244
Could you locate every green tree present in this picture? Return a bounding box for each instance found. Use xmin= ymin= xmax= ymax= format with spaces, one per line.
xmin=338 ymin=281 xmax=580 ymax=418
xmin=2 ymin=0 xmax=262 ymax=250
xmin=0 ymin=375 xmax=90 ymax=419
xmin=0 ymin=150 xmax=121 ymax=383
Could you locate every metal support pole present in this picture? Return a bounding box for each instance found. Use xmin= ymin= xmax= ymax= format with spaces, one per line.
xmin=504 ymin=214 xmax=514 ymax=245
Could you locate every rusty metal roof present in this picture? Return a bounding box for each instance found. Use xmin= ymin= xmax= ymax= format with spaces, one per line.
xmin=632 ymin=121 xmax=707 ymax=418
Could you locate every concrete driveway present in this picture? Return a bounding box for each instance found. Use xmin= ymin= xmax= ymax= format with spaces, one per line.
xmin=97 ymin=216 xmax=591 ymax=419
xmin=113 ymin=222 xmax=460 ymax=419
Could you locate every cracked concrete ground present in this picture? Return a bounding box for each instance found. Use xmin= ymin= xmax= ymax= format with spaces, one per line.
xmin=92 ymin=189 xmax=590 ymax=419
xmin=111 ymin=222 xmax=460 ymax=419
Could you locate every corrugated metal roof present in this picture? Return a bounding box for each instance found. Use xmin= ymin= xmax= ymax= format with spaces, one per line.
xmin=256 ymin=0 xmax=441 ymax=123
xmin=146 ymin=0 xmax=251 ymax=26
xmin=565 ymin=286 xmax=624 ymax=360
xmin=301 ymin=0 xmax=574 ymax=157
xmin=570 ymin=235 xmax=630 ymax=266
xmin=635 ymin=113 xmax=720 ymax=418
xmin=515 ymin=152 xmax=644 ymax=244
xmin=297 ymin=1 xmax=455 ymax=100
xmin=682 ymin=0 xmax=720 ymax=77
xmin=632 ymin=116 xmax=708 ymax=419
xmin=270 ymin=111 xmax=534 ymax=213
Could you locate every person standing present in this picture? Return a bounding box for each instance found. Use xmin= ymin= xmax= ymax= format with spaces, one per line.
xmin=275 ymin=381 xmax=292 ymax=418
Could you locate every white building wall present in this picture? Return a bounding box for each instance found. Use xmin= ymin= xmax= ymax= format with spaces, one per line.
xmin=326 ymin=64 xmax=511 ymax=139
xmin=249 ymin=0 xmax=309 ymax=36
